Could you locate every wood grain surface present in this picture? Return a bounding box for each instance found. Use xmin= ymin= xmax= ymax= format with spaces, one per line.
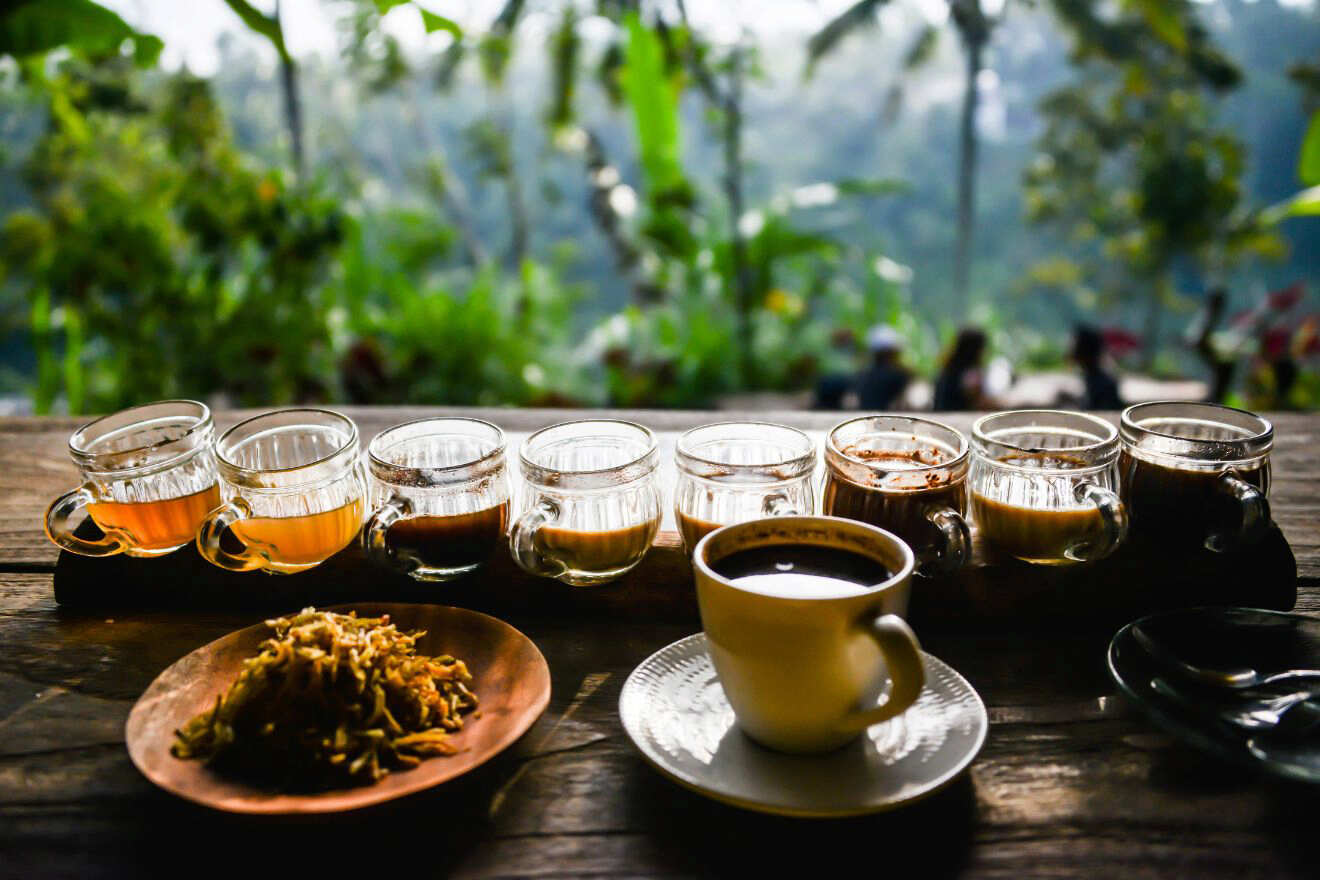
xmin=3 ymin=408 xmax=1320 ymax=879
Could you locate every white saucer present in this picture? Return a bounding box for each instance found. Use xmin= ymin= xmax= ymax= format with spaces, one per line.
xmin=619 ymin=633 xmax=988 ymax=817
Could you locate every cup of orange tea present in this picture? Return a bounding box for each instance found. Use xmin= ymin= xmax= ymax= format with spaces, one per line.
xmin=197 ymin=409 xmax=366 ymax=574
xmin=44 ymin=400 xmax=219 ymax=557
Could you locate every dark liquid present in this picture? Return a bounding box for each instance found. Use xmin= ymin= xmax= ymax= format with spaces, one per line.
xmin=387 ymin=502 xmax=510 ymax=570
xmin=712 ymin=544 xmax=893 ymax=598
xmin=822 ymin=454 xmax=966 ymax=566
xmin=1119 ymin=450 xmax=1269 ymax=547
xmin=537 ymin=519 xmax=658 ymax=572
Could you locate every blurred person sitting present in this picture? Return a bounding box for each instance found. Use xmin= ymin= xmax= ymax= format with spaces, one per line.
xmin=1071 ymin=324 xmax=1123 ymax=410
xmin=933 ymin=328 xmax=996 ymax=411
xmin=856 ymin=325 xmax=912 ymax=411
xmin=812 ymin=328 xmax=860 ymax=410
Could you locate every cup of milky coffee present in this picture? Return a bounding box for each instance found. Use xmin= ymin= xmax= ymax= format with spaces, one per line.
xmin=970 ymin=410 xmax=1127 ymax=566
xmin=693 ymin=516 xmax=923 ymax=754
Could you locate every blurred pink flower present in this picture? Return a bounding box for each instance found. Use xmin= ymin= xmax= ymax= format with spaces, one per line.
xmin=1266 ymin=281 xmax=1305 ymax=312
xmin=1261 ymin=327 xmax=1291 ymax=360
xmin=1101 ymin=327 xmax=1141 ymax=355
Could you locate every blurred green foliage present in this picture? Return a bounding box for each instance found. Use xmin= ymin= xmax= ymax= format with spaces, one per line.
xmin=0 ymin=0 xmax=1315 ymax=414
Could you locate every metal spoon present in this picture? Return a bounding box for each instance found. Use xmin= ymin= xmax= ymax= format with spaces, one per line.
xmin=1133 ymin=622 xmax=1320 ymax=689
xmin=1151 ymin=676 xmax=1320 ymax=737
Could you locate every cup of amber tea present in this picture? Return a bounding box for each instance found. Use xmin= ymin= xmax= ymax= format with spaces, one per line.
xmin=197 ymin=409 xmax=365 ymax=574
xmin=509 ymin=419 xmax=662 ymax=586
xmin=1119 ymin=401 xmax=1273 ymax=552
xmin=44 ymin=400 xmax=219 ymax=557
xmin=362 ymin=418 xmax=511 ymax=582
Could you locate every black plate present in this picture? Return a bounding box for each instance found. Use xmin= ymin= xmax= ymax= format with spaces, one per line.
xmin=1108 ymin=607 xmax=1320 ymax=783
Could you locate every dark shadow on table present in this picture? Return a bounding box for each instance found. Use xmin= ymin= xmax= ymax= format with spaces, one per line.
xmin=1144 ymin=739 xmax=1320 ymax=880
xmin=116 ymin=750 xmax=520 ymax=878
xmin=623 ymin=751 xmax=978 ymax=878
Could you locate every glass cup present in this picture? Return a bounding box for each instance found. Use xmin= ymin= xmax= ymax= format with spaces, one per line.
xmin=197 ymin=408 xmax=366 ymax=574
xmin=1119 ymin=401 xmax=1273 ymax=552
xmin=509 ymin=419 xmax=661 ymax=586
xmin=362 ymin=418 xmax=511 ymax=582
xmin=673 ymin=421 xmax=816 ymax=554
xmin=44 ymin=400 xmax=219 ymax=557
xmin=822 ymin=415 xmax=970 ymax=577
xmin=970 ymin=410 xmax=1127 ymax=565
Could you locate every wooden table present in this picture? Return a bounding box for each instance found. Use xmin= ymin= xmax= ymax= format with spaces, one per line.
xmin=3 ymin=408 xmax=1318 ymax=878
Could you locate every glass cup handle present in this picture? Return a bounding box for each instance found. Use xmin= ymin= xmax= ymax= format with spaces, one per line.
xmin=363 ymin=495 xmax=413 ymax=573
xmin=761 ymin=491 xmax=803 ymax=517
xmin=509 ymin=498 xmax=566 ymax=578
xmin=1208 ymin=470 xmax=1270 ymax=552
xmin=196 ymin=498 xmax=266 ymax=572
xmin=922 ymin=507 xmax=970 ymax=577
xmin=1071 ymin=482 xmax=1128 ymax=562
xmin=843 ymin=614 xmax=926 ymax=731
xmin=44 ymin=485 xmax=129 ymax=557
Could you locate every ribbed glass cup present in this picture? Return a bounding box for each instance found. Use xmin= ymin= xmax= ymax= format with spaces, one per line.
xmin=1120 ymin=401 xmax=1273 ymax=551
xmin=44 ymin=400 xmax=218 ymax=557
xmin=823 ymin=415 xmax=971 ymax=578
xmin=510 ymin=419 xmax=661 ymax=586
xmin=674 ymin=421 xmax=816 ymax=554
xmin=363 ymin=418 xmax=511 ymax=582
xmin=970 ymin=410 xmax=1127 ymax=565
xmin=197 ymin=408 xmax=365 ymax=574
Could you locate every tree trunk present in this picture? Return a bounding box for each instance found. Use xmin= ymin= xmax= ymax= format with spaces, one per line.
xmin=505 ymin=139 xmax=529 ymax=269
xmin=953 ymin=34 xmax=983 ymax=316
xmin=724 ymin=47 xmax=752 ymax=388
xmin=406 ymin=82 xmax=487 ymax=266
xmin=1142 ymin=275 xmax=1166 ymax=372
xmin=275 ymin=2 xmax=304 ymax=175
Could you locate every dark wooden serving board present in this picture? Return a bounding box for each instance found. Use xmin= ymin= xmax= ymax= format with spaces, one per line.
xmin=53 ymin=517 xmax=1296 ymax=632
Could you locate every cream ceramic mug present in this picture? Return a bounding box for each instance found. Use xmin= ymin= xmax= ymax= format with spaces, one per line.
xmin=693 ymin=516 xmax=924 ymax=754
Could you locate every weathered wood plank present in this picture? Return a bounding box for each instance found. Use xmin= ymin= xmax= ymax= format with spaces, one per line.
xmin=3 ymin=410 xmax=1320 ymax=880
xmin=1 ymin=597 xmax=1318 ymax=878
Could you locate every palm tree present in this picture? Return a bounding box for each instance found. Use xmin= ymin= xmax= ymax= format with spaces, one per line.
xmin=808 ymin=0 xmax=1001 ymax=316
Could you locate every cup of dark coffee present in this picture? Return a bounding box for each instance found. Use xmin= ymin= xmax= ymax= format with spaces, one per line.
xmin=822 ymin=416 xmax=970 ymax=577
xmin=693 ymin=516 xmax=924 ymax=754
xmin=362 ymin=418 xmax=510 ymax=581
xmin=1119 ymin=402 xmax=1273 ymax=552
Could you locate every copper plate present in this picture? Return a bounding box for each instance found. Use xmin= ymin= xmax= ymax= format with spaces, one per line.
xmin=125 ymin=603 xmax=551 ymax=814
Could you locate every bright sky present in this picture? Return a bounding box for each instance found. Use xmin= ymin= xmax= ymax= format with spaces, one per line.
xmin=101 ymin=1 xmax=877 ymax=76
xmin=101 ymin=0 xmax=1318 ymax=77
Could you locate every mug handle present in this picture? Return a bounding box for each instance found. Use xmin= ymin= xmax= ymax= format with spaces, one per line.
xmin=196 ymin=498 xmax=267 ymax=572
xmin=761 ymin=491 xmax=805 ymax=517
xmin=509 ymin=498 xmax=566 ymax=578
xmin=44 ymin=485 xmax=130 ymax=557
xmin=363 ymin=495 xmax=414 ymax=573
xmin=1069 ymin=482 xmax=1128 ymax=562
xmin=842 ymin=614 xmax=926 ymax=730
xmin=1207 ymin=470 xmax=1270 ymax=552
xmin=921 ymin=507 xmax=970 ymax=577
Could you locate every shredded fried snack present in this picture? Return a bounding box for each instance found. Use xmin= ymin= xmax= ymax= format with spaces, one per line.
xmin=171 ymin=608 xmax=478 ymax=790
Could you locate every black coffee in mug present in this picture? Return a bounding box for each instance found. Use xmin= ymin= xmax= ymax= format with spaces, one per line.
xmin=711 ymin=544 xmax=893 ymax=599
